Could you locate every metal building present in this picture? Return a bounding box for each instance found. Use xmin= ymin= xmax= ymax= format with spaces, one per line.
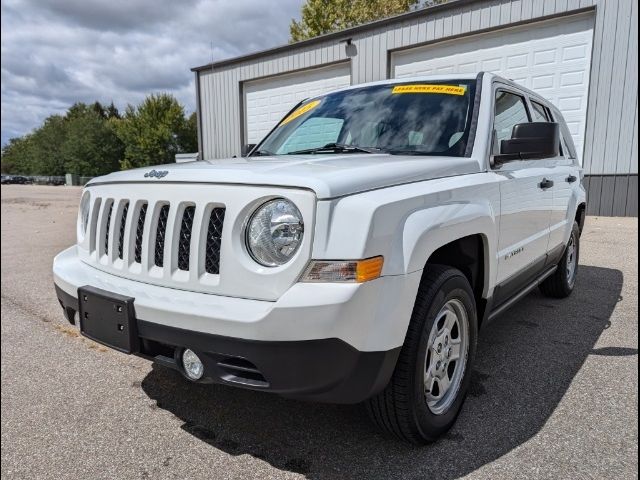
xmin=192 ymin=0 xmax=638 ymax=216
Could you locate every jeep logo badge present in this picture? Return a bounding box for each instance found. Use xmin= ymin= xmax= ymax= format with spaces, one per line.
xmin=144 ymin=169 xmax=169 ymax=179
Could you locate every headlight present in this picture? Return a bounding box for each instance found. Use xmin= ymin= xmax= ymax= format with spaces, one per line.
xmin=78 ymin=191 xmax=91 ymax=240
xmin=246 ymin=198 xmax=304 ymax=267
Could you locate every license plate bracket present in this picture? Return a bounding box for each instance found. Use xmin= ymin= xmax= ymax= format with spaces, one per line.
xmin=77 ymin=286 xmax=139 ymax=354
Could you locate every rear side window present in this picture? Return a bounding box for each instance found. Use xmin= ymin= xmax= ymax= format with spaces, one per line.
xmin=530 ymin=100 xmax=550 ymax=122
xmin=560 ymin=134 xmax=576 ymax=159
xmin=493 ymin=91 xmax=530 ymax=153
xmin=530 ymin=99 xmax=567 ymax=156
xmin=546 ymin=108 xmax=577 ymax=160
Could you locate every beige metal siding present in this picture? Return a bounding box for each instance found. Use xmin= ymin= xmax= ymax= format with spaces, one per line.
xmin=583 ymin=0 xmax=637 ymax=176
xmin=581 ymin=0 xmax=638 ymax=216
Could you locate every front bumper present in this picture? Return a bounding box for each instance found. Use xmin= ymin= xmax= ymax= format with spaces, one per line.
xmin=55 ymin=284 xmax=398 ymax=403
xmin=53 ymin=246 xmax=420 ymax=403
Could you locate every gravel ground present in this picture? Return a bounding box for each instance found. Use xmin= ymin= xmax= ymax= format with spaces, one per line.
xmin=1 ymin=184 xmax=637 ymax=480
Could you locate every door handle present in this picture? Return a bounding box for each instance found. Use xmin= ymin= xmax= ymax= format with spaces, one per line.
xmin=539 ymin=178 xmax=554 ymax=190
xmin=566 ymin=175 xmax=578 ymax=183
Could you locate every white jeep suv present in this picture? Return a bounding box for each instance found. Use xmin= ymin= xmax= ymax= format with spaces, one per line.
xmin=53 ymin=73 xmax=586 ymax=443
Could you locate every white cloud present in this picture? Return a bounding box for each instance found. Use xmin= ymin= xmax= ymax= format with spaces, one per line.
xmin=1 ymin=0 xmax=304 ymax=145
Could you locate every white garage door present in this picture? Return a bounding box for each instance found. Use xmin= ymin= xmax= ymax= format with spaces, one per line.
xmin=244 ymin=63 xmax=351 ymax=145
xmin=391 ymin=14 xmax=594 ymax=161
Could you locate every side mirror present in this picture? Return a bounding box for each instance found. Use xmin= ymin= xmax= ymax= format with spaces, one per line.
xmin=241 ymin=143 xmax=256 ymax=157
xmin=496 ymin=122 xmax=560 ymax=162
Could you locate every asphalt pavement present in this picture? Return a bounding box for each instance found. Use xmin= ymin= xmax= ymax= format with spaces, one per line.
xmin=1 ymin=185 xmax=637 ymax=480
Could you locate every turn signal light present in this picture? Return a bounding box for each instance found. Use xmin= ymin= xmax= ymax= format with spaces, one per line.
xmin=301 ymin=256 xmax=384 ymax=283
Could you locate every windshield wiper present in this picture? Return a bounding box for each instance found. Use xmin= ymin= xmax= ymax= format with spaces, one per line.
xmin=286 ymin=143 xmax=384 ymax=155
xmin=386 ymin=149 xmax=440 ymax=156
xmin=250 ymin=149 xmax=276 ymax=156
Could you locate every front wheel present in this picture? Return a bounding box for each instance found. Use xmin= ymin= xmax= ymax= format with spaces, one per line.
xmin=365 ymin=265 xmax=478 ymax=444
xmin=539 ymin=221 xmax=580 ymax=298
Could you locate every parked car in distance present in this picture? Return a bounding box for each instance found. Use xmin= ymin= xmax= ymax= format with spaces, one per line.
xmin=53 ymin=72 xmax=586 ymax=443
xmin=1 ymin=175 xmax=31 ymax=184
xmin=47 ymin=177 xmax=66 ymax=186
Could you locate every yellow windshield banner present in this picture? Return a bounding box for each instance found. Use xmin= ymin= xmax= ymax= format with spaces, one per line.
xmin=280 ymin=99 xmax=321 ymax=125
xmin=391 ymin=84 xmax=467 ymax=96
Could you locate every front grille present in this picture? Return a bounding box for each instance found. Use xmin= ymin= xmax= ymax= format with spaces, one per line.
xmin=134 ymin=203 xmax=147 ymax=263
xmin=177 ymin=206 xmax=195 ymax=271
xmin=104 ymin=202 xmax=114 ymax=255
xmin=117 ymin=202 xmax=129 ymax=260
xmin=205 ymin=208 xmax=225 ymax=274
xmin=90 ymin=195 xmax=227 ymax=285
xmin=154 ymin=205 xmax=170 ymax=267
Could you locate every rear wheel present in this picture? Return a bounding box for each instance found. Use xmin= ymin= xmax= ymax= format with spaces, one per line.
xmin=539 ymin=221 xmax=580 ymax=298
xmin=365 ymin=265 xmax=478 ymax=443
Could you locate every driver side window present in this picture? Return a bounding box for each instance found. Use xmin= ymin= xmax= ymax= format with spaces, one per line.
xmin=493 ymin=91 xmax=530 ymax=154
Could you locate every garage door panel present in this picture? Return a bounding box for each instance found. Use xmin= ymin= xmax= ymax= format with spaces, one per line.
xmin=458 ymin=61 xmax=479 ymax=73
xmin=244 ymin=64 xmax=351 ymax=145
xmin=392 ymin=15 xmax=594 ymax=161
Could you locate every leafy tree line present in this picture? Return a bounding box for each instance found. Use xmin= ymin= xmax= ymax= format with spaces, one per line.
xmin=1 ymin=94 xmax=197 ymax=176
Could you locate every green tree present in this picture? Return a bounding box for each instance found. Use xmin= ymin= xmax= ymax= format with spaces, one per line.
xmin=61 ymin=105 xmax=124 ymax=176
xmin=1 ymin=135 xmax=35 ymax=174
xmin=26 ymin=115 xmax=68 ymax=175
xmin=66 ymin=103 xmax=88 ymax=120
xmin=106 ymin=101 xmax=121 ymax=119
xmin=290 ymin=0 xmax=419 ymax=42
xmin=180 ymin=112 xmax=199 ymax=153
xmin=114 ymin=93 xmax=194 ymax=170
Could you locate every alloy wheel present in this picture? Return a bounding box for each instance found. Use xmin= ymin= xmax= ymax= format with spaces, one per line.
xmin=424 ymin=299 xmax=469 ymax=415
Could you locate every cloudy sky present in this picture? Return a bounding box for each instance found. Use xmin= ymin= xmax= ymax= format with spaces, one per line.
xmin=0 ymin=0 xmax=304 ymax=145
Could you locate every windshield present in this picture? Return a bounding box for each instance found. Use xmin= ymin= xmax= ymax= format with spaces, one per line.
xmin=254 ymin=80 xmax=477 ymax=157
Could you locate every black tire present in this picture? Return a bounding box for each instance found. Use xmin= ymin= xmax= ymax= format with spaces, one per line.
xmin=365 ymin=264 xmax=478 ymax=444
xmin=539 ymin=221 xmax=580 ymax=298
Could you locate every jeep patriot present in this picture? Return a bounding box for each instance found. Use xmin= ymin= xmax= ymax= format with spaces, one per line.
xmin=54 ymin=73 xmax=586 ymax=443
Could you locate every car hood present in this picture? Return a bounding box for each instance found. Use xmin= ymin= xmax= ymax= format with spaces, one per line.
xmin=87 ymin=154 xmax=482 ymax=199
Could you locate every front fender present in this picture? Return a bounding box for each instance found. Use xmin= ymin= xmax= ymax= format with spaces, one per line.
xmin=398 ymin=202 xmax=497 ymax=297
xmin=311 ymin=174 xmax=500 ymax=350
xmin=313 ymin=174 xmax=500 ymax=295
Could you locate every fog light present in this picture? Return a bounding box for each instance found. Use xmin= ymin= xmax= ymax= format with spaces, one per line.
xmin=182 ymin=349 xmax=204 ymax=380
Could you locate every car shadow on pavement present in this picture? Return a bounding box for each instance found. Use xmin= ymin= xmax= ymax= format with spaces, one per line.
xmin=141 ymin=265 xmax=628 ymax=480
